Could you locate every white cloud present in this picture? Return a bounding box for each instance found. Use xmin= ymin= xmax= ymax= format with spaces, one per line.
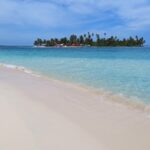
xmin=0 ymin=0 xmax=149 ymax=32
xmin=0 ymin=0 xmax=73 ymax=27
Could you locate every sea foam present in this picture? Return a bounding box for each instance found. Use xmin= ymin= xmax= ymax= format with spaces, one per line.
xmin=0 ymin=63 xmax=40 ymax=77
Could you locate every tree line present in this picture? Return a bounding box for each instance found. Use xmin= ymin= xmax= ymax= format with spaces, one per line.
xmin=34 ymin=32 xmax=145 ymax=47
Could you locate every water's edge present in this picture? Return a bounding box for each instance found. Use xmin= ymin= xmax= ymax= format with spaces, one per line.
xmin=1 ymin=63 xmax=150 ymax=114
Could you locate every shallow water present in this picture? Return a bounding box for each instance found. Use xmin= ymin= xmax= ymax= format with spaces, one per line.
xmin=0 ymin=46 xmax=150 ymax=103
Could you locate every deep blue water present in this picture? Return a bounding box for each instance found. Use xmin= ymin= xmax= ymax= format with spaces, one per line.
xmin=0 ymin=46 xmax=150 ymax=103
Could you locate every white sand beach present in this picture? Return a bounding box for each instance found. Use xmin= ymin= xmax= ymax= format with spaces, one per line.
xmin=0 ymin=67 xmax=150 ymax=150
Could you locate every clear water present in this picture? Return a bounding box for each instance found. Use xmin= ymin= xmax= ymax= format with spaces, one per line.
xmin=0 ymin=46 xmax=150 ymax=104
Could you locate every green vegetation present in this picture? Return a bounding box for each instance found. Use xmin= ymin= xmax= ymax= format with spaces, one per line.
xmin=34 ymin=33 xmax=145 ymax=47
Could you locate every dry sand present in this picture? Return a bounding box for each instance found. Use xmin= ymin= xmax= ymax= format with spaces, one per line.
xmin=0 ymin=67 xmax=150 ymax=150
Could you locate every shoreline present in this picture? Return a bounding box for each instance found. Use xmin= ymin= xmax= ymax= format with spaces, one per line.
xmin=0 ymin=63 xmax=150 ymax=113
xmin=0 ymin=66 xmax=150 ymax=150
xmin=33 ymin=45 xmax=145 ymax=48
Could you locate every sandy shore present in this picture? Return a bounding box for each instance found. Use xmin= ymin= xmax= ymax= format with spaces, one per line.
xmin=0 ymin=67 xmax=150 ymax=150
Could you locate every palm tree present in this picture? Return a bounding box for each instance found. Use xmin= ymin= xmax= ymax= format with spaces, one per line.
xmin=104 ymin=33 xmax=107 ymax=38
xmin=33 ymin=33 xmax=145 ymax=47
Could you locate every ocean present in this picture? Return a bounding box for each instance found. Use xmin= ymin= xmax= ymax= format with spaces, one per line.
xmin=0 ymin=46 xmax=150 ymax=104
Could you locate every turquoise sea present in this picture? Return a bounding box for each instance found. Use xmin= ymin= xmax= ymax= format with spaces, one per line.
xmin=0 ymin=46 xmax=150 ymax=104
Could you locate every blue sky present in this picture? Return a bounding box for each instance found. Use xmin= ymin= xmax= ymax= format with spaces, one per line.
xmin=0 ymin=0 xmax=150 ymax=45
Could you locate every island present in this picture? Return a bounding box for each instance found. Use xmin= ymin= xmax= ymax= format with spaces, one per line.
xmin=34 ymin=33 xmax=145 ymax=47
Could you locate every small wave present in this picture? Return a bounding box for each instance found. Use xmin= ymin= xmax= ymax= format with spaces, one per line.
xmin=71 ymin=82 xmax=150 ymax=115
xmin=0 ymin=63 xmax=40 ymax=77
xmin=86 ymin=86 xmax=150 ymax=114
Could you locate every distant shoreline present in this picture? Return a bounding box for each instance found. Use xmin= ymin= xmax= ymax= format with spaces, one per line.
xmin=33 ymin=45 xmax=145 ymax=48
xmin=34 ymin=44 xmax=145 ymax=48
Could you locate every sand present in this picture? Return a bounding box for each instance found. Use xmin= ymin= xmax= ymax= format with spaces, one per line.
xmin=0 ymin=67 xmax=150 ymax=150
